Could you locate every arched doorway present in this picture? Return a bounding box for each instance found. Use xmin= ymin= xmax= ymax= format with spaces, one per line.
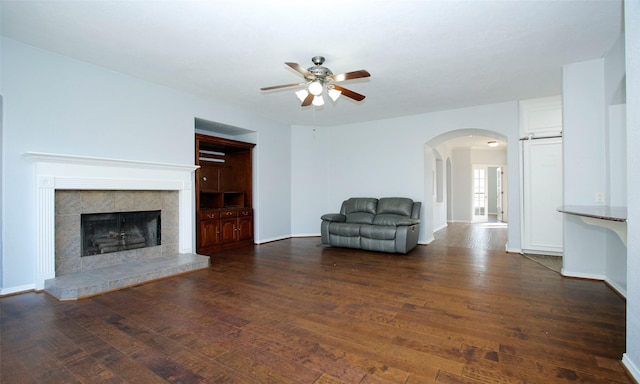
xmin=423 ymin=128 xmax=508 ymax=244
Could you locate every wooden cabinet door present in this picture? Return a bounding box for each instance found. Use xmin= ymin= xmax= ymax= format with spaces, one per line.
xmin=199 ymin=219 xmax=220 ymax=248
xmin=220 ymin=218 xmax=237 ymax=244
xmin=237 ymin=216 xmax=253 ymax=242
xmin=199 ymin=165 xmax=220 ymax=191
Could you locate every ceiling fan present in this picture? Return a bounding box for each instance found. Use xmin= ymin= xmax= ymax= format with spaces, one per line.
xmin=260 ymin=56 xmax=371 ymax=107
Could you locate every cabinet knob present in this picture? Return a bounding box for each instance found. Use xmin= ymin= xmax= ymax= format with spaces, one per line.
xmin=201 ymin=176 xmax=207 ymax=182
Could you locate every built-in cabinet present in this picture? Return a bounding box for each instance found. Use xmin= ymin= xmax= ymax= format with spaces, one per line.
xmin=519 ymin=96 xmax=564 ymax=255
xmin=195 ymin=134 xmax=255 ymax=255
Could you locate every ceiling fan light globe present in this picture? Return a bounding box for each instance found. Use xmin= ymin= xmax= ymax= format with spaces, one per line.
xmin=328 ymin=88 xmax=342 ymax=101
xmin=312 ymin=95 xmax=325 ymax=106
xmin=308 ymin=81 xmax=323 ymax=96
xmin=295 ymin=89 xmax=309 ymax=102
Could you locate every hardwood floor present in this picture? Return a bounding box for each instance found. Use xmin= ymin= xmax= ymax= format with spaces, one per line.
xmin=433 ymin=221 xmax=508 ymax=251
xmin=1 ymin=229 xmax=630 ymax=383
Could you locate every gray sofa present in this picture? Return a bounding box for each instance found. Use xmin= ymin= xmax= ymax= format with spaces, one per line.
xmin=321 ymin=197 xmax=421 ymax=254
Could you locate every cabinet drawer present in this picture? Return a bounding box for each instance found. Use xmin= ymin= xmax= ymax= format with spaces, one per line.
xmin=200 ymin=211 xmax=219 ymax=220
xmin=238 ymin=209 xmax=252 ymax=217
xmin=220 ymin=210 xmax=238 ymax=218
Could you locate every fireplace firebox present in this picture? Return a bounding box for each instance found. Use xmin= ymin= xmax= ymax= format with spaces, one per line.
xmin=81 ymin=210 xmax=161 ymax=256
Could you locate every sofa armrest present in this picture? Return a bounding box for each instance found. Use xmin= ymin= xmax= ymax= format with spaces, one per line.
xmin=321 ymin=213 xmax=346 ymax=222
xmin=411 ymin=202 xmax=422 ymax=219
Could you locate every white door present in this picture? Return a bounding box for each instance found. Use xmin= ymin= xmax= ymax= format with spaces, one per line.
xmin=472 ymin=166 xmax=488 ymax=222
xmin=522 ymin=137 xmax=563 ymax=255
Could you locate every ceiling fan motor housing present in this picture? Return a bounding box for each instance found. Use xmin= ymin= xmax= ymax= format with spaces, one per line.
xmin=306 ymin=56 xmax=333 ymax=82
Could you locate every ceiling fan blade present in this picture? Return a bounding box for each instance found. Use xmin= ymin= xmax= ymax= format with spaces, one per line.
xmin=285 ymin=62 xmax=316 ymax=79
xmin=260 ymin=82 xmax=305 ymax=91
xmin=301 ymin=92 xmax=314 ymax=107
xmin=332 ymin=85 xmax=366 ymax=101
xmin=329 ymin=70 xmax=371 ymax=82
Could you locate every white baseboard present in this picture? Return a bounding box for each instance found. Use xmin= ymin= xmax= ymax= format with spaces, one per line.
xmin=291 ymin=233 xmax=321 ymax=238
xmin=506 ymin=243 xmax=521 ymax=253
xmin=604 ymin=278 xmax=627 ymax=298
xmin=522 ymin=248 xmax=563 ymax=257
xmin=623 ymin=354 xmax=640 ymax=382
xmin=419 ymin=235 xmax=435 ymax=245
xmin=551 ymin=269 xmax=627 ymax=298
xmin=0 ymin=283 xmax=35 ymax=296
xmin=560 ymin=269 xmax=607 ymax=281
xmin=254 ymin=235 xmax=293 ymax=244
xmin=433 ymin=223 xmax=448 ymax=232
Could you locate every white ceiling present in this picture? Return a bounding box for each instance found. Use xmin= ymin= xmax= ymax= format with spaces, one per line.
xmin=0 ymin=0 xmax=623 ymax=128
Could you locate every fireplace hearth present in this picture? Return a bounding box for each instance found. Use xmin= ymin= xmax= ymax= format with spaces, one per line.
xmin=81 ymin=210 xmax=161 ymax=256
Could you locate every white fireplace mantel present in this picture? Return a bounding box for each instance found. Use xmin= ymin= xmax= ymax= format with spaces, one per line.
xmin=26 ymin=152 xmax=199 ymax=290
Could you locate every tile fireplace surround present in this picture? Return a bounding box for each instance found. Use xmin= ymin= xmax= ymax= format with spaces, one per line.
xmin=26 ymin=152 xmax=209 ymax=299
xmin=56 ymin=190 xmax=175 ymax=275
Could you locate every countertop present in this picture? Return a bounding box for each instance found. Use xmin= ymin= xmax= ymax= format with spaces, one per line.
xmin=557 ymin=205 xmax=627 ymax=222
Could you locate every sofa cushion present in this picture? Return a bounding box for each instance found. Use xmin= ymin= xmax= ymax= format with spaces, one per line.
xmin=361 ymin=238 xmax=397 ymax=253
xmin=360 ymin=224 xmax=397 ymax=240
xmin=328 ymin=222 xmax=362 ymax=237
xmin=329 ymin=234 xmax=361 ymax=249
xmin=373 ymin=214 xmax=420 ymax=226
xmin=342 ymin=198 xmax=378 ymax=215
xmin=345 ymin=212 xmax=374 ymax=224
xmin=377 ymin=197 xmax=414 ymax=217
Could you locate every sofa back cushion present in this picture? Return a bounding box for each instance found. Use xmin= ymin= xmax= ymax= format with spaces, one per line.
xmin=377 ymin=197 xmax=414 ymax=217
xmin=341 ymin=197 xmax=378 ymax=224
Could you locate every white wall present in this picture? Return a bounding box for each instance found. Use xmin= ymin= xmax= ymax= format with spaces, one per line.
xmin=432 ymin=145 xmax=452 ymax=232
xmin=603 ymin=35 xmax=628 ymax=295
xmin=562 ymin=59 xmax=608 ymax=278
xmin=290 ymin=125 xmax=328 ymax=239
xmin=607 ymin=104 xmax=627 ymax=295
xmin=450 ymin=148 xmax=472 ymax=222
xmin=470 ymin=148 xmax=507 ymax=166
xmin=0 ymin=95 xmax=3 ymax=289
xmin=0 ymin=38 xmax=291 ymax=292
xmin=561 ymin=35 xmax=628 ymax=294
xmin=624 ymin=0 xmax=640 ymax=379
xmin=609 ymin=104 xmax=627 ymax=207
xmin=252 ymin=127 xmax=292 ymax=243
xmin=290 ymin=102 xmax=521 ymax=250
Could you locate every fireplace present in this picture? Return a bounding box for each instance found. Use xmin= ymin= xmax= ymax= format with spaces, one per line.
xmin=81 ymin=210 xmax=161 ymax=256
xmin=27 ymin=152 xmax=198 ymax=290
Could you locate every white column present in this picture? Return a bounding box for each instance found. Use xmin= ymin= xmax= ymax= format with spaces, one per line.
xmin=179 ymin=182 xmax=194 ymax=253
xmin=35 ymin=176 xmax=56 ymax=290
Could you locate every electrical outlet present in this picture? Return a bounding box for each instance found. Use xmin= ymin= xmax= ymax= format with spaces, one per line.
xmin=595 ymin=192 xmax=605 ymax=203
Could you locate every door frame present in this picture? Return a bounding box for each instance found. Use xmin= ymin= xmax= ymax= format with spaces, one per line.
xmin=472 ymin=164 xmax=508 ymax=223
xmin=472 ymin=165 xmax=489 ymax=222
